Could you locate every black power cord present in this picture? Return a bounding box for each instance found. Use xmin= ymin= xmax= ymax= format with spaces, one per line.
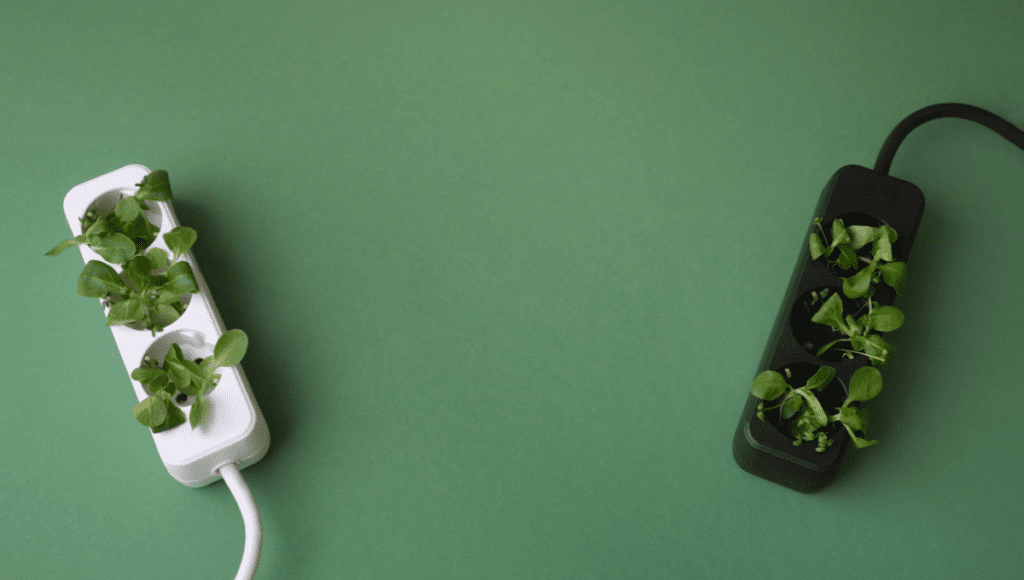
xmin=874 ymin=103 xmax=1024 ymax=176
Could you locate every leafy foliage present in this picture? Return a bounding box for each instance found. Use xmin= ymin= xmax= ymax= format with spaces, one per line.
xmin=130 ymin=330 xmax=248 ymax=431
xmin=750 ymin=365 xmax=882 ymax=451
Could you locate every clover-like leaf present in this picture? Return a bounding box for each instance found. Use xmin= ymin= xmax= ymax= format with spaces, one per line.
xmin=77 ymin=260 xmax=129 ymax=297
xmin=135 ymin=170 xmax=173 ymax=201
xmin=213 ymin=329 xmax=248 ymax=368
xmin=133 ymin=394 xmax=168 ymax=428
xmin=873 ymin=233 xmax=893 ymax=262
xmin=92 ymin=233 xmax=137 ymax=265
xmin=847 ymin=365 xmax=882 ymax=403
xmin=879 ymin=224 xmax=898 ymax=243
xmin=149 ymin=303 xmax=183 ymax=330
xmin=150 ymin=398 xmax=186 ymax=433
xmin=835 ymin=406 xmax=867 ymax=431
xmin=163 ymin=226 xmax=197 ymax=260
xmin=131 ymin=366 xmax=165 ymax=384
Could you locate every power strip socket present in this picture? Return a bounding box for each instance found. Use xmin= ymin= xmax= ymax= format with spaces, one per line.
xmin=63 ymin=164 xmax=270 ymax=487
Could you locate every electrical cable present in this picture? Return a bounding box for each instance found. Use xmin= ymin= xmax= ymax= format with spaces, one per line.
xmin=874 ymin=103 xmax=1024 ymax=176
xmin=217 ymin=462 xmax=263 ymax=580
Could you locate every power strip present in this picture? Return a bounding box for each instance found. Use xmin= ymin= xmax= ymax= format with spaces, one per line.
xmin=62 ymin=164 xmax=270 ymax=487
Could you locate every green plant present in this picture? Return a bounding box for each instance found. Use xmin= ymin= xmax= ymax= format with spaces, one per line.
xmin=48 ymin=170 xmax=200 ymax=335
xmin=809 ymin=292 xmax=901 ymax=365
xmin=809 ymin=217 xmax=906 ymax=299
xmin=751 ymin=365 xmax=882 ymax=451
xmin=130 ymin=330 xmax=248 ymax=432
xmin=46 ymin=170 xmax=175 ymax=264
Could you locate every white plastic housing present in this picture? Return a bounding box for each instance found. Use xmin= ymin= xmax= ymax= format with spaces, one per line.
xmin=62 ymin=164 xmax=270 ymax=487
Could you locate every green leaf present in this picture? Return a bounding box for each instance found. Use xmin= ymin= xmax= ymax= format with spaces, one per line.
xmin=873 ymin=233 xmax=893 ymax=262
xmin=877 ymin=261 xmax=907 ymax=296
xmin=150 ymin=400 xmax=186 ymax=433
xmin=835 ymin=245 xmax=858 ymax=270
xmin=835 ymin=406 xmax=867 ymax=431
xmin=146 ymin=247 xmax=170 ymax=269
xmin=816 ymin=338 xmax=846 ymax=357
xmin=131 ymin=367 xmax=165 ymax=384
xmin=781 ymin=392 xmax=802 ymax=419
xmin=842 ymin=264 xmax=875 ymax=299
xmin=148 ymin=372 xmax=174 ymax=395
xmin=164 ymin=261 xmax=199 ymax=295
xmin=163 ymin=226 xmax=197 ymax=260
xmin=213 ymin=329 xmax=248 ymax=368
xmin=851 ymin=432 xmax=878 ymax=448
xmin=182 ymin=359 xmax=206 ymax=384
xmin=106 ymin=297 xmax=145 ymax=326
xmin=846 ymin=226 xmax=879 ymax=250
xmin=880 ymin=224 xmax=898 ymax=243
xmin=750 ymin=370 xmax=788 ymax=400
xmin=115 ymin=196 xmax=141 ymax=223
xmin=133 ymin=394 xmax=168 ymax=427
xmin=135 ymin=170 xmax=173 ymax=201
xmin=164 ymin=343 xmax=185 ymax=367
xmin=804 ymin=365 xmax=836 ymax=391
xmin=810 ymin=293 xmax=848 ymax=333
xmin=92 ymin=233 xmax=137 ymax=265
xmin=166 ymin=361 xmax=191 ymax=392
xmin=863 ymin=334 xmax=897 ymax=364
xmin=796 ymin=390 xmax=828 ymax=428
xmin=847 ymin=366 xmax=883 ymax=402
xmin=46 ymin=235 xmax=87 ymax=256
xmin=149 ymin=302 xmax=182 ymax=329
xmin=866 ymin=306 xmax=904 ymax=332
xmin=189 ymin=395 xmax=206 ymax=428
xmin=830 ymin=218 xmax=850 ymax=248
xmin=809 ymin=233 xmax=826 ymax=260
xmin=125 ymin=256 xmax=154 ymax=292
xmin=77 ymin=260 xmax=129 ymax=297
xmin=846 ymin=314 xmax=863 ymax=336
xmin=84 ymin=215 xmax=114 ymax=244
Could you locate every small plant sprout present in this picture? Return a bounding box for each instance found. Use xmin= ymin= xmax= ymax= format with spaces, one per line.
xmin=750 ymin=364 xmax=882 ymax=451
xmin=751 ymin=366 xmax=836 ymax=450
xmin=810 ymin=292 xmax=902 ymax=364
xmin=46 ymin=170 xmax=176 ymax=264
xmin=130 ymin=330 xmax=248 ymax=432
xmin=809 ymin=217 xmax=907 ymax=299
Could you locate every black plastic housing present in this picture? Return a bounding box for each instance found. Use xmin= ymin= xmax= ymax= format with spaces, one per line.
xmin=732 ymin=165 xmax=925 ymax=493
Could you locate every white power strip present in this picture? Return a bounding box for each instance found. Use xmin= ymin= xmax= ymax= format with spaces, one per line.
xmin=61 ymin=164 xmax=269 ymax=579
xmin=63 ymin=164 xmax=270 ymax=486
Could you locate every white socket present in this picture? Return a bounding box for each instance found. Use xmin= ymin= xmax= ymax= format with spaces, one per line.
xmin=62 ymin=164 xmax=270 ymax=487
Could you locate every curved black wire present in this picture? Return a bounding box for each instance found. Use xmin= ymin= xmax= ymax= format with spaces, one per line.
xmin=874 ymin=103 xmax=1024 ymax=175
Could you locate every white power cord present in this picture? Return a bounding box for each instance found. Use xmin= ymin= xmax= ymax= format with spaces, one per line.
xmin=217 ymin=462 xmax=262 ymax=580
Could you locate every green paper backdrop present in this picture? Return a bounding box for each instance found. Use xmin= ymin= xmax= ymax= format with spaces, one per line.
xmin=3 ymin=1 xmax=1023 ymax=578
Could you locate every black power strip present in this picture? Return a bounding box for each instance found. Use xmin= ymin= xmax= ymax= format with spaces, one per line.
xmin=732 ymin=103 xmax=1024 ymax=493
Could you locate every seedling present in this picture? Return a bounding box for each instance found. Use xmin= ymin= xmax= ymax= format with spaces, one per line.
xmin=751 ymin=365 xmax=882 ymax=451
xmin=46 ymin=170 xmax=175 ymax=264
xmin=130 ymin=329 xmax=248 ymax=432
xmin=75 ymin=250 xmax=199 ymax=336
xmin=809 ymin=217 xmax=906 ymax=299
xmin=810 ymin=292 xmax=902 ymax=364
xmin=47 ymin=170 xmax=200 ymax=335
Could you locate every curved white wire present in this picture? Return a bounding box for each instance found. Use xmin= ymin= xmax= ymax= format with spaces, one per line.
xmin=218 ymin=462 xmax=262 ymax=580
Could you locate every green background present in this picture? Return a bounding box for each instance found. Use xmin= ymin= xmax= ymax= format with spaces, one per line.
xmin=4 ymin=0 xmax=1024 ymax=578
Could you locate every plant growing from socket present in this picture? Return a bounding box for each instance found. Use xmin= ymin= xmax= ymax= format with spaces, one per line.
xmin=751 ymin=365 xmax=882 ymax=451
xmin=46 ymin=170 xmax=200 ymax=335
xmin=807 ymin=217 xmax=906 ymax=365
xmin=130 ymin=330 xmax=248 ymax=433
